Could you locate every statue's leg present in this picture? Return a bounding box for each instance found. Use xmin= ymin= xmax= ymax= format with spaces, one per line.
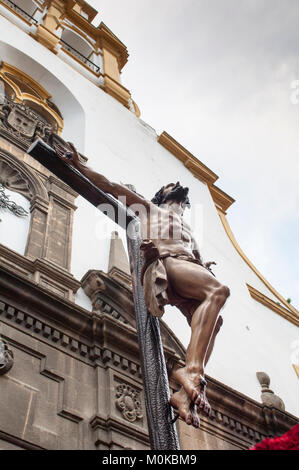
xmin=170 ymin=315 xmax=223 ymax=419
xmin=164 ymin=258 xmax=230 ymax=408
xmin=204 ymin=314 xmax=223 ymax=367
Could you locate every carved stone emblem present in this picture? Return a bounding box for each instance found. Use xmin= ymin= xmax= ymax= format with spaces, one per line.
xmin=7 ymin=106 xmax=37 ymax=138
xmin=115 ymin=383 xmax=143 ymax=422
xmin=0 ymin=97 xmax=53 ymax=149
xmin=0 ymin=338 xmax=14 ymax=375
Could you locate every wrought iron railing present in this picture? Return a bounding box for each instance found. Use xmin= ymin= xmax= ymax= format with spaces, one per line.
xmin=60 ymin=39 xmax=100 ymax=73
xmin=1 ymin=0 xmax=38 ymax=24
xmin=0 ymin=184 xmax=28 ymax=217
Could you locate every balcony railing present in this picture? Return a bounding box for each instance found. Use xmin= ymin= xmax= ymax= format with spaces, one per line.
xmin=1 ymin=0 xmax=38 ymax=24
xmin=60 ymin=39 xmax=100 ymax=74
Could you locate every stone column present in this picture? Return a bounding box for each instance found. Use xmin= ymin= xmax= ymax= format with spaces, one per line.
xmin=25 ymin=194 xmax=49 ymax=260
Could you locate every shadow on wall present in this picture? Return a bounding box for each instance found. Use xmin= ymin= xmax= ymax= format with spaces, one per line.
xmin=0 ymin=40 xmax=85 ymax=151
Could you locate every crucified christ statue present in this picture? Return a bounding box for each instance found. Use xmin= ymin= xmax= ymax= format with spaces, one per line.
xmin=55 ymin=143 xmax=230 ymax=429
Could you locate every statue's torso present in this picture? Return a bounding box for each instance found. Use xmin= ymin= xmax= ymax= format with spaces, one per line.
xmin=139 ymin=203 xmax=194 ymax=258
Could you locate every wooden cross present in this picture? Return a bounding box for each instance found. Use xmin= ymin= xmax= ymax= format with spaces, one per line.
xmin=28 ymin=138 xmax=180 ymax=450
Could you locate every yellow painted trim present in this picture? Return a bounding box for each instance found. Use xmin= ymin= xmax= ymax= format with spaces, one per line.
xmin=158 ymin=131 xmax=235 ymax=212
xmin=22 ymin=95 xmax=64 ymax=133
xmin=1 ymin=62 xmax=51 ymax=100
xmin=158 ymin=131 xmax=218 ymax=185
xmin=63 ymin=4 xmax=128 ymax=69
xmin=247 ymin=284 xmax=299 ymax=327
xmin=218 ymin=210 xmax=299 ymax=317
xmin=209 ymin=184 xmax=235 ymax=214
xmin=132 ymin=100 xmax=141 ymax=118
xmin=69 ymin=0 xmax=97 ymax=22
xmin=292 ymin=364 xmax=299 ymax=379
xmin=0 ymin=62 xmax=64 ymax=134
xmin=103 ymin=74 xmax=131 ymax=108
xmin=0 ymin=73 xmax=23 ymax=101
xmin=0 ymin=0 xmax=135 ymax=113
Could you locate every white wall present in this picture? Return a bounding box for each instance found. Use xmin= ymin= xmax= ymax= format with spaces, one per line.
xmin=1 ymin=15 xmax=298 ymax=416
xmin=0 ymin=188 xmax=30 ymax=254
xmin=0 ymin=41 xmax=86 ymax=151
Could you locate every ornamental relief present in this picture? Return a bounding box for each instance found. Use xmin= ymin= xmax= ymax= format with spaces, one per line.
xmin=0 ymin=159 xmax=33 ymax=200
xmin=115 ymin=383 xmax=143 ymax=423
xmin=0 ymin=97 xmax=54 ymax=148
xmin=7 ymin=106 xmax=37 ymax=139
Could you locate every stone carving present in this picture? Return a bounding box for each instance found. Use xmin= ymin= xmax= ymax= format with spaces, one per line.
xmin=256 ymin=371 xmax=285 ymax=411
xmin=81 ymin=270 xmax=106 ymax=312
xmin=0 ymin=97 xmax=53 ymax=149
xmin=0 ymin=158 xmax=33 ymax=200
xmin=115 ymin=383 xmax=143 ymax=422
xmin=0 ymin=337 xmax=14 ymax=375
xmin=7 ymin=106 xmax=37 ymax=139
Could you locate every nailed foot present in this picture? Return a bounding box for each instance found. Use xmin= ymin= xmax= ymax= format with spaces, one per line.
xmin=170 ymin=387 xmax=200 ymax=428
xmin=172 ymin=367 xmax=211 ymax=416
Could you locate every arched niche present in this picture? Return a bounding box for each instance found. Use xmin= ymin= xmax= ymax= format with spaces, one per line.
xmin=0 ymin=41 xmax=86 ymax=152
xmin=0 ymin=149 xmax=49 ymax=260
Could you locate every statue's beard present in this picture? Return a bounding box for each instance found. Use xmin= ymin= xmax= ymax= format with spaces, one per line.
xmin=162 ymin=184 xmax=190 ymax=208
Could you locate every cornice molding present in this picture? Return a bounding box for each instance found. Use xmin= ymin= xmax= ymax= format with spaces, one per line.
xmin=0 ymin=244 xmax=81 ymax=296
xmin=0 ymin=431 xmax=46 ymax=450
xmin=64 ymin=3 xmax=129 ymax=70
xmin=89 ymin=414 xmax=150 ymax=448
xmin=158 ymin=131 xmax=218 ymax=184
xmin=209 ymin=184 xmax=235 ymax=214
xmin=66 ymin=0 xmax=97 ymax=22
xmin=158 ymin=131 xmax=235 ymax=213
xmin=1 ymin=262 xmax=298 ymax=446
xmin=247 ymin=284 xmax=299 ymax=327
xmin=97 ymin=23 xmax=128 ymax=70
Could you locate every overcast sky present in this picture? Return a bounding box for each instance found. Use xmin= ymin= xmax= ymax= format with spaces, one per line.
xmin=89 ymin=0 xmax=299 ymax=308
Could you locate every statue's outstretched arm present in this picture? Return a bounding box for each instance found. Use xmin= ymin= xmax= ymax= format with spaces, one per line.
xmin=55 ymin=143 xmax=149 ymax=209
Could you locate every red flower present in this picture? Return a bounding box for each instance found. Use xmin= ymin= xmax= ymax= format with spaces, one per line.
xmin=250 ymin=423 xmax=299 ymax=450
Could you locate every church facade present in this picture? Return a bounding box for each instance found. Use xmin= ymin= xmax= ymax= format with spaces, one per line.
xmin=0 ymin=0 xmax=298 ymax=450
